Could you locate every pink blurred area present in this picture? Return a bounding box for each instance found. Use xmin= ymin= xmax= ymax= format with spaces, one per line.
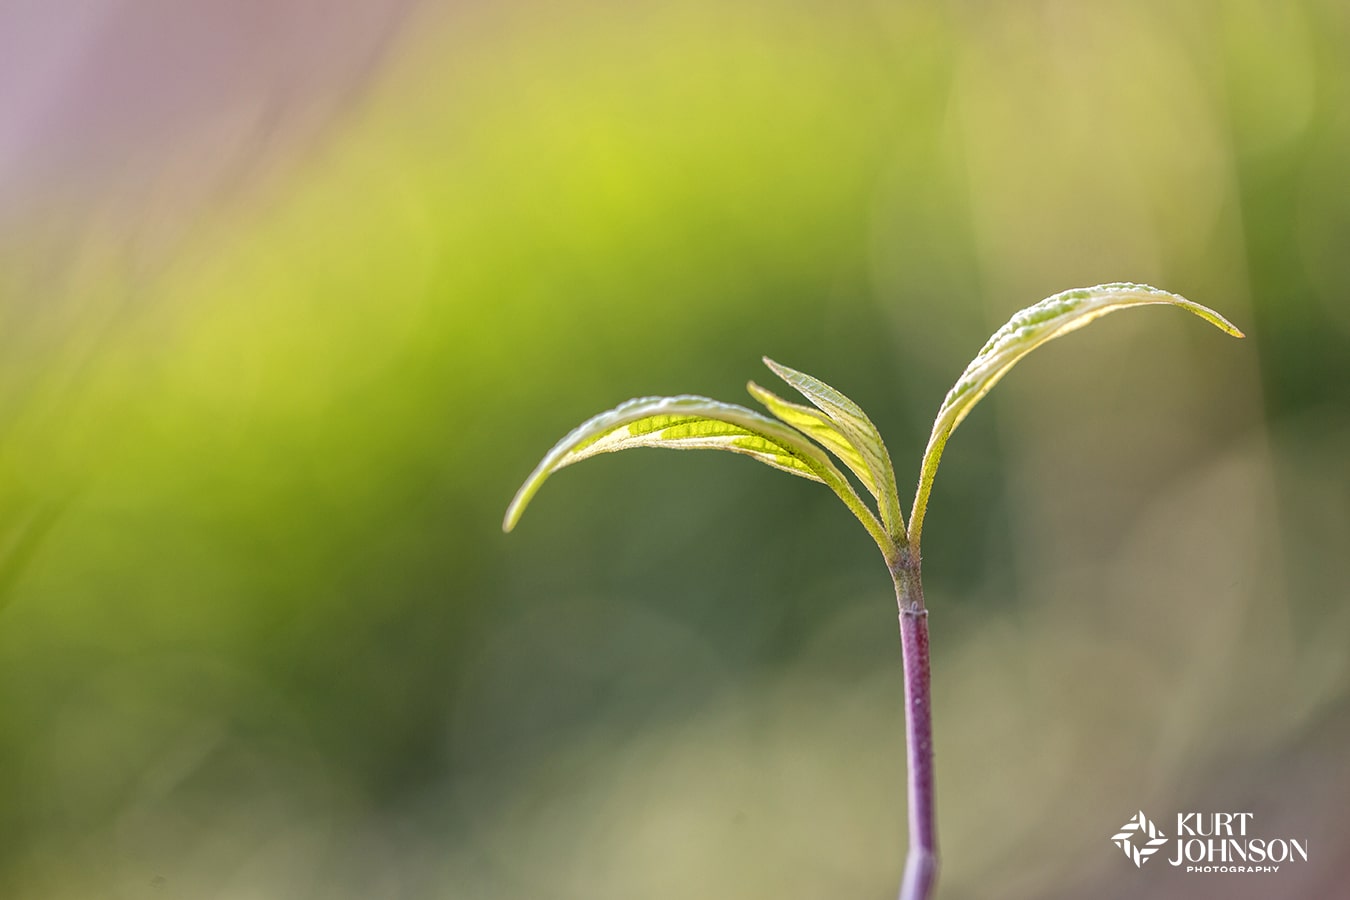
xmin=0 ymin=0 xmax=420 ymax=238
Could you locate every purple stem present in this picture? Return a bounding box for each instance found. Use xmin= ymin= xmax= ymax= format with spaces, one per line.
xmin=894 ymin=561 xmax=938 ymax=900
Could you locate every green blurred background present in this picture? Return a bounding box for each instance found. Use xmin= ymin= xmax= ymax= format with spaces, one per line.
xmin=1 ymin=2 xmax=1347 ymax=898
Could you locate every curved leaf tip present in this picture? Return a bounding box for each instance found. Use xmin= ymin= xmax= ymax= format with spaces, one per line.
xmin=503 ymin=389 xmax=898 ymax=562
xmin=504 ymin=395 xmax=811 ymax=532
xmin=501 ymin=394 xmax=894 ymax=556
xmin=908 ymin=282 xmax=1243 ymax=550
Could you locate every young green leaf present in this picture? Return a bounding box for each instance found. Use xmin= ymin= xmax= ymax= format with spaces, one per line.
xmin=746 ymin=380 xmax=879 ymax=498
xmin=907 ymin=282 xmax=1244 ymax=550
xmin=761 ymin=358 xmax=906 ymax=542
xmin=503 ymin=394 xmax=895 ymax=559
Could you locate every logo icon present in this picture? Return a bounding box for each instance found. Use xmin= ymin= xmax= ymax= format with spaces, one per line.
xmin=1113 ymin=810 xmax=1168 ymax=867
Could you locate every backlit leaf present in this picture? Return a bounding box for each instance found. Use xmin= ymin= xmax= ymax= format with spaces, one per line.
xmin=762 ymin=358 xmax=906 ymax=541
xmin=907 ymin=283 xmax=1244 ymax=549
xmin=746 ymin=380 xmax=878 ymax=497
xmin=503 ymin=395 xmax=894 ymax=558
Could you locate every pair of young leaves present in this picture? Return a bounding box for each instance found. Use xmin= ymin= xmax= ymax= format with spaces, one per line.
xmin=503 ymin=283 xmax=1243 ymax=566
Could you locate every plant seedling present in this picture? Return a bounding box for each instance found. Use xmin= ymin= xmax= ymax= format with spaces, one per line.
xmin=503 ymin=283 xmax=1243 ymax=900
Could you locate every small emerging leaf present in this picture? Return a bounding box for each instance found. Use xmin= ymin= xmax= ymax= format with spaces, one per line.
xmin=761 ymin=358 xmax=906 ymax=542
xmin=503 ymin=394 xmax=894 ymax=558
xmin=747 ymin=381 xmax=878 ymax=497
xmin=908 ymin=283 xmax=1243 ymax=550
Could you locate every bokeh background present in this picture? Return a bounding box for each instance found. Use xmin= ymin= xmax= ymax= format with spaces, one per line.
xmin=1 ymin=2 xmax=1347 ymax=898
